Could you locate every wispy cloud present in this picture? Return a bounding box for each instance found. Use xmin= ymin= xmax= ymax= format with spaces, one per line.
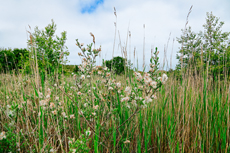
xmin=81 ymin=0 xmax=104 ymax=13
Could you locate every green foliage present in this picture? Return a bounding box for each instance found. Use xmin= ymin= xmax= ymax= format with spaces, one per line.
xmin=27 ymin=19 xmax=69 ymax=76
xmin=74 ymin=65 xmax=80 ymax=73
xmin=176 ymin=26 xmax=202 ymax=73
xmin=0 ymin=129 xmax=17 ymax=152
xmin=68 ymin=129 xmax=91 ymax=153
xmin=0 ymin=48 xmax=29 ymax=73
xmin=176 ymin=12 xmax=230 ymax=79
xmin=61 ymin=64 xmax=76 ymax=75
xmin=105 ymin=56 xmax=132 ymax=75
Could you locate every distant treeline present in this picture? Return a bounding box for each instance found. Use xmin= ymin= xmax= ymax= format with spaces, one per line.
xmin=0 ymin=48 xmax=132 ymax=75
xmin=0 ymin=48 xmax=29 ymax=73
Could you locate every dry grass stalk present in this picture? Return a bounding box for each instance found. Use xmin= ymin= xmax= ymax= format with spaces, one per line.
xmin=143 ymin=24 xmax=145 ymax=70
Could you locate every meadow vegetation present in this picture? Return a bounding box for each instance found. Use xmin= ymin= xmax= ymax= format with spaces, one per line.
xmin=0 ymin=10 xmax=230 ymax=153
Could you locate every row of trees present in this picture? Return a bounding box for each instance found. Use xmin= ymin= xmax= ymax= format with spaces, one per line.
xmin=176 ymin=12 xmax=230 ymax=79
xmin=0 ymin=20 xmax=130 ymax=75
xmin=1 ymin=12 xmax=229 ymax=79
xmin=0 ymin=20 xmax=70 ymax=77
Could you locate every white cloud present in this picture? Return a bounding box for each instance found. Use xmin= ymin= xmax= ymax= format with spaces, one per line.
xmin=0 ymin=0 xmax=229 ymax=70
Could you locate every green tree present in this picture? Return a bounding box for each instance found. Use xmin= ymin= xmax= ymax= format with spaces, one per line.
xmin=176 ymin=26 xmax=202 ymax=75
xmin=27 ymin=20 xmax=69 ymax=77
xmin=105 ymin=56 xmax=132 ymax=75
xmin=202 ymin=12 xmax=230 ymax=78
xmin=176 ymin=12 xmax=230 ymax=79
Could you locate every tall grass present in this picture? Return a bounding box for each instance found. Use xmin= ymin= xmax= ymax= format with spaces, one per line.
xmin=0 ymin=7 xmax=230 ymax=152
xmin=0 ymin=55 xmax=229 ymax=152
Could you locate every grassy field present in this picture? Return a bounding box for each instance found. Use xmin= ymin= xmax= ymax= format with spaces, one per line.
xmin=0 ymin=64 xmax=229 ymax=153
xmin=0 ymin=31 xmax=229 ymax=153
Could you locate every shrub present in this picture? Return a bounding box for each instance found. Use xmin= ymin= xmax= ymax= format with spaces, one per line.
xmin=105 ymin=56 xmax=132 ymax=75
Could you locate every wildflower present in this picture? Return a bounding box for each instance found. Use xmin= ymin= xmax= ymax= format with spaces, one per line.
xmin=72 ymin=149 xmax=76 ymax=153
xmin=78 ymin=52 xmax=82 ymax=56
xmin=150 ymin=81 xmax=157 ymax=88
xmin=92 ymin=112 xmax=96 ymax=116
xmin=144 ymin=76 xmax=152 ymax=85
xmin=77 ymin=92 xmax=82 ymax=96
xmin=106 ymin=72 xmax=111 ymax=77
xmin=86 ymin=130 xmax=91 ymax=136
xmin=104 ymin=67 xmax=108 ymax=71
xmin=151 ymin=64 xmax=156 ymax=68
xmin=82 ymin=61 xmax=87 ymax=68
xmin=124 ymin=86 xmax=131 ymax=95
xmin=93 ymin=105 xmax=99 ymax=110
xmin=80 ymin=75 xmax=85 ymax=80
xmin=121 ymin=97 xmax=130 ymax=102
xmin=124 ymin=140 xmax=130 ymax=144
xmin=108 ymin=87 xmax=113 ymax=90
xmin=158 ymin=73 xmax=168 ymax=84
xmin=98 ymin=70 xmax=102 ymax=75
xmin=70 ymin=114 xmax=75 ymax=119
xmin=61 ymin=112 xmax=67 ymax=118
xmin=39 ymin=99 xmax=49 ymax=106
xmin=162 ymin=73 xmax=168 ymax=84
xmin=138 ymin=86 xmax=143 ymax=89
xmin=149 ymin=68 xmax=154 ymax=72
xmin=84 ymin=103 xmax=88 ymax=107
xmin=158 ymin=77 xmax=162 ymax=81
xmin=38 ymin=92 xmax=43 ymax=98
xmin=6 ymin=106 xmax=14 ymax=117
xmin=78 ymin=65 xmax=84 ymax=71
xmin=68 ymin=139 xmax=72 ymax=144
xmin=46 ymin=94 xmax=50 ymax=99
xmin=116 ymin=82 xmax=121 ymax=88
xmin=76 ymin=83 xmax=82 ymax=89
xmin=55 ymin=97 xmax=59 ymax=101
xmin=0 ymin=131 xmax=6 ymax=140
xmin=151 ymin=95 xmax=157 ymax=99
xmin=51 ymin=110 xmax=57 ymax=115
xmin=87 ymin=75 xmax=90 ymax=78
xmin=134 ymin=72 xmax=142 ymax=81
xmin=80 ymin=43 xmax=84 ymax=46
xmin=143 ymin=96 xmax=152 ymax=104
xmin=144 ymin=72 xmax=150 ymax=77
xmin=59 ymin=101 xmax=63 ymax=106
xmin=54 ymin=84 xmax=57 ymax=87
xmin=131 ymin=100 xmax=137 ymax=106
xmin=50 ymin=102 xmax=55 ymax=109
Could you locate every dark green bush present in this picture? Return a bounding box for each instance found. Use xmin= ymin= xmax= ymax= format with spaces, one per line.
xmin=105 ymin=56 xmax=125 ymax=75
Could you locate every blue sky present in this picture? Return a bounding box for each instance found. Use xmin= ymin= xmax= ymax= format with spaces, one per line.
xmin=0 ymin=0 xmax=229 ymax=70
xmin=81 ymin=0 xmax=104 ymax=13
